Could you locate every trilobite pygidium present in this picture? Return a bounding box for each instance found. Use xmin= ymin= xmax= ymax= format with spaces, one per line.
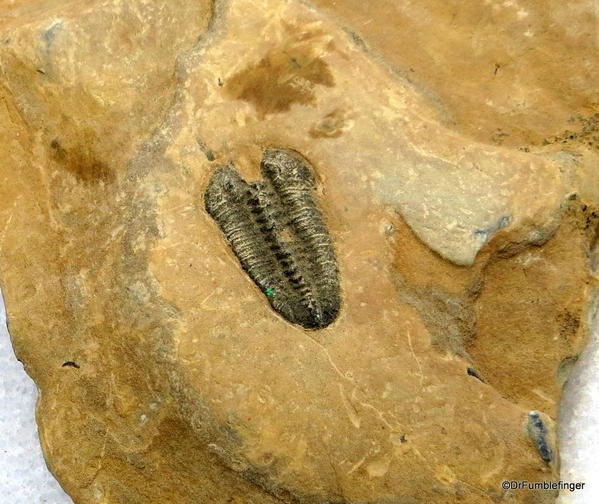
xmin=204 ymin=149 xmax=340 ymax=329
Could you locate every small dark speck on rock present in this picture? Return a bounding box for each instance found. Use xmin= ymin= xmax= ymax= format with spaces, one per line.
xmin=467 ymin=367 xmax=486 ymax=382
xmin=497 ymin=215 xmax=511 ymax=228
xmin=62 ymin=361 xmax=80 ymax=369
xmin=342 ymin=27 xmax=366 ymax=49
xmin=527 ymin=411 xmax=553 ymax=463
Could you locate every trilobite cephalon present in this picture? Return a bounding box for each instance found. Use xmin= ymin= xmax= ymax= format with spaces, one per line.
xmin=204 ymin=149 xmax=340 ymax=329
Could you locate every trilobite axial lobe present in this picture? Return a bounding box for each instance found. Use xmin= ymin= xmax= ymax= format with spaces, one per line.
xmin=204 ymin=149 xmax=340 ymax=329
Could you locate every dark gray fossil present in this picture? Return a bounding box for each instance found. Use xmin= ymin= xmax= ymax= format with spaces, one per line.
xmin=204 ymin=148 xmax=340 ymax=329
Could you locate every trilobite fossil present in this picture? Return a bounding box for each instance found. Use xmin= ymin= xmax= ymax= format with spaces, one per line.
xmin=204 ymin=148 xmax=340 ymax=329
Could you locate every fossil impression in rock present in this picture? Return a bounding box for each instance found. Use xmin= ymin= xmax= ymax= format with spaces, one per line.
xmin=204 ymin=149 xmax=340 ymax=329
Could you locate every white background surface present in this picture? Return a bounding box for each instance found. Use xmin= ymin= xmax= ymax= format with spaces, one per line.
xmin=0 ymin=288 xmax=597 ymax=503
xmin=557 ymin=296 xmax=599 ymax=504
xmin=0 ymin=290 xmax=73 ymax=504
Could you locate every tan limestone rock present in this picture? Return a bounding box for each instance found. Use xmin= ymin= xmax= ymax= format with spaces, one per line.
xmin=0 ymin=0 xmax=598 ymax=503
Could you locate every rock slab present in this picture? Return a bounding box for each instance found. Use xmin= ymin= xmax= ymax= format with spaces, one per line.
xmin=0 ymin=0 xmax=598 ymax=503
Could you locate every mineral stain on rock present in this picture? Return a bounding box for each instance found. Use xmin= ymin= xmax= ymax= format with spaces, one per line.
xmin=204 ymin=148 xmax=340 ymax=329
xmin=309 ymin=109 xmax=350 ymax=138
xmin=50 ymin=137 xmax=114 ymax=184
xmin=225 ymin=40 xmax=334 ymax=116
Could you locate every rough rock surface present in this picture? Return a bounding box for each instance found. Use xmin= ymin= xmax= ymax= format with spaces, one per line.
xmin=0 ymin=1 xmax=597 ymax=503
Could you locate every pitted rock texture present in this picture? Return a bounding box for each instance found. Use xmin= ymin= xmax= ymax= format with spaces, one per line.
xmin=0 ymin=1 xmax=598 ymax=503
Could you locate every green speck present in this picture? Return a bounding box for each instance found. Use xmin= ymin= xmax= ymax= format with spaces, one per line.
xmin=266 ymin=288 xmax=274 ymax=296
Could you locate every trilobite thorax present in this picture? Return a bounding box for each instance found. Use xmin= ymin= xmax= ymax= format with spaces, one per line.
xmin=204 ymin=149 xmax=340 ymax=329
